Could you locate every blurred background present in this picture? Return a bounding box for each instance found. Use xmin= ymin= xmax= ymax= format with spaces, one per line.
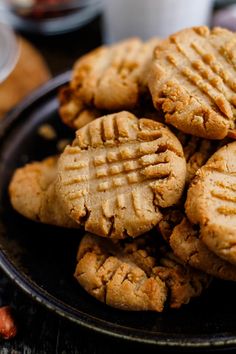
xmin=0 ymin=0 xmax=236 ymax=118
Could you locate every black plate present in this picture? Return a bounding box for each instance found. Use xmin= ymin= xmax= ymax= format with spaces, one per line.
xmin=1 ymin=72 xmax=236 ymax=351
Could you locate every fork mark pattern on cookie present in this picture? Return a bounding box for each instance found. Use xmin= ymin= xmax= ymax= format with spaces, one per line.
xmin=172 ymin=34 xmax=236 ymax=116
xmin=71 ymin=38 xmax=160 ymax=111
xmin=185 ymin=142 xmax=236 ymax=265
xmin=166 ymin=52 xmax=232 ymax=121
xmin=211 ymin=190 xmax=236 ymax=203
xmin=149 ymin=27 xmax=236 ymax=138
xmin=210 ymin=176 xmax=236 ymax=208
xmin=191 ymin=41 xmax=236 ymax=96
xmin=58 ymin=112 xmax=186 ymax=238
xmin=217 ymin=206 xmax=236 ymax=215
xmin=63 ymin=142 xmax=171 ymax=192
xmin=215 ymin=180 xmax=236 ymax=192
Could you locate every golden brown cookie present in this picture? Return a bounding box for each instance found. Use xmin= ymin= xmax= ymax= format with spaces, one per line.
xmin=148 ymin=26 xmax=236 ymax=139
xmin=74 ymin=233 xmax=210 ymax=311
xmin=57 ymin=111 xmax=186 ymax=239
xmin=186 ymin=142 xmax=236 ymax=265
xmin=59 ymin=84 xmax=165 ymax=130
xmin=158 ymin=136 xmax=220 ymax=241
xmin=9 ymin=156 xmax=78 ymax=228
xmin=59 ymin=37 xmax=160 ymax=130
xmin=170 ymin=217 xmax=236 ymax=281
xmin=71 ymin=37 xmax=159 ymax=111
xmin=59 ymin=86 xmax=102 ymax=130
xmin=158 ymin=134 xmax=232 ymax=241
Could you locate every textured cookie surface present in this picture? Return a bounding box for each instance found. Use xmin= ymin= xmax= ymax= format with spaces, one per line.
xmin=59 ymin=85 xmax=164 ymax=130
xmin=149 ymin=26 xmax=236 ymax=139
xmin=158 ymin=207 xmax=184 ymax=242
xmin=74 ymin=233 xmax=210 ymax=311
xmin=177 ymin=132 xmax=220 ymax=184
xmin=59 ymin=86 xmax=103 ymax=130
xmin=57 ymin=112 xmax=186 ymax=239
xmin=9 ymin=157 xmax=78 ymax=228
xmin=59 ymin=37 xmax=160 ymax=130
xmin=170 ymin=217 xmax=236 ymax=281
xmin=158 ymin=136 xmax=220 ymax=240
xmin=186 ymin=142 xmax=236 ymax=265
xmin=70 ymin=37 xmax=159 ymax=111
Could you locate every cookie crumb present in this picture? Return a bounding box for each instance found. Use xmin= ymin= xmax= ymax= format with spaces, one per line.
xmin=37 ymin=124 xmax=57 ymax=140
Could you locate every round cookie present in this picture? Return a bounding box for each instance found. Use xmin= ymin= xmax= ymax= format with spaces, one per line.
xmin=70 ymin=37 xmax=159 ymax=111
xmin=59 ymin=37 xmax=160 ymax=130
xmin=170 ymin=217 xmax=236 ymax=281
xmin=57 ymin=111 xmax=187 ymax=238
xmin=9 ymin=156 xmax=78 ymax=228
xmin=148 ymin=26 xmax=236 ymax=139
xmin=74 ymin=233 xmax=210 ymax=311
xmin=186 ymin=142 xmax=236 ymax=265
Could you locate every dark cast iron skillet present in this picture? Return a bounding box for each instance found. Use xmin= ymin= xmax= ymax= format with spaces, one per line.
xmin=0 ymin=72 xmax=236 ymax=351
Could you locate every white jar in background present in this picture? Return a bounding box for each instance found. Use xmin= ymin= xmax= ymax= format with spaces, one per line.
xmin=0 ymin=22 xmax=19 ymax=83
xmin=103 ymin=0 xmax=214 ymax=42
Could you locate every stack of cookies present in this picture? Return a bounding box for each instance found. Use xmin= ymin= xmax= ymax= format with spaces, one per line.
xmin=9 ymin=26 xmax=236 ymax=312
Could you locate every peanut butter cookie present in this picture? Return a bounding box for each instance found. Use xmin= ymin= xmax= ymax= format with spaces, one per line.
xmin=9 ymin=156 xmax=78 ymax=228
xmin=170 ymin=217 xmax=236 ymax=281
xmin=186 ymin=142 xmax=236 ymax=265
xmin=57 ymin=112 xmax=186 ymax=239
xmin=59 ymin=37 xmax=160 ymax=129
xmin=71 ymin=37 xmax=159 ymax=111
xmin=74 ymin=233 xmax=210 ymax=311
xmin=149 ymin=26 xmax=236 ymax=139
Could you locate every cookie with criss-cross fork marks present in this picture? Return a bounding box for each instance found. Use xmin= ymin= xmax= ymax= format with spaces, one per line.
xmin=74 ymin=233 xmax=210 ymax=311
xmin=149 ymin=26 xmax=236 ymax=139
xmin=57 ymin=111 xmax=186 ymax=239
xmin=9 ymin=156 xmax=78 ymax=228
xmin=169 ymin=217 xmax=236 ymax=281
xmin=59 ymin=37 xmax=160 ymax=129
xmin=70 ymin=37 xmax=159 ymax=111
xmin=186 ymin=142 xmax=236 ymax=265
xmin=70 ymin=38 xmax=159 ymax=111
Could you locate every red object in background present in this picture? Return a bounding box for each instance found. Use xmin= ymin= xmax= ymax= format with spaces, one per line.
xmin=9 ymin=0 xmax=83 ymax=19
xmin=0 ymin=306 xmax=17 ymax=340
xmin=5 ymin=0 xmax=102 ymax=35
